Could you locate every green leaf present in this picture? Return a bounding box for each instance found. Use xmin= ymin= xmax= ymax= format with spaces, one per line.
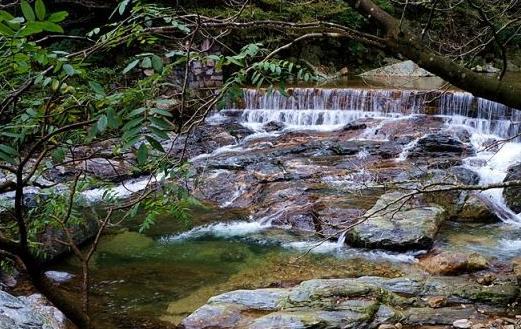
xmin=63 ymin=64 xmax=74 ymax=76
xmin=145 ymin=135 xmax=165 ymax=153
xmin=48 ymin=11 xmax=68 ymax=23
xmin=0 ymin=144 xmax=18 ymax=156
xmin=0 ymin=152 xmax=16 ymax=164
xmin=97 ymin=115 xmax=108 ymax=132
xmin=127 ymin=107 xmax=146 ymax=118
xmin=88 ymin=81 xmax=105 ymax=95
xmin=151 ymin=54 xmax=163 ymax=73
xmin=35 ymin=0 xmax=46 ymax=21
xmin=18 ymin=21 xmax=43 ymax=36
xmin=38 ymin=21 xmax=63 ymax=33
xmin=0 ymin=22 xmax=14 ymax=36
xmin=122 ymin=59 xmax=139 ymax=74
xmin=137 ymin=143 xmax=148 ymax=165
xmin=150 ymin=117 xmax=171 ymax=130
xmin=51 ymin=148 xmax=65 ymax=163
xmin=118 ymin=0 xmax=130 ymax=15
xmin=141 ymin=57 xmax=152 ymax=69
xmin=122 ymin=117 xmax=143 ymax=131
xmin=0 ymin=10 xmax=15 ymax=22
xmin=150 ymin=108 xmax=172 ymax=117
xmin=20 ymin=0 xmax=35 ymax=22
xmin=149 ymin=126 xmax=169 ymax=140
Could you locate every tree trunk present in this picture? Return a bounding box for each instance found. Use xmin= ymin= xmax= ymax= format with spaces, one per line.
xmin=344 ymin=0 xmax=521 ymax=109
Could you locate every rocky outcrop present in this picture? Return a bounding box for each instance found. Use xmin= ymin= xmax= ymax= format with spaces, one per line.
xmin=503 ymin=162 xmax=521 ymax=213
xmin=347 ymin=192 xmax=446 ymax=250
xmin=181 ymin=276 xmax=519 ymax=329
xmin=0 ymin=291 xmax=66 ymax=329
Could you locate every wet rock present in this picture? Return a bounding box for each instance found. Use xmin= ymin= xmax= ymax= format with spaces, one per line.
xmin=342 ymin=122 xmax=367 ymax=131
xmin=262 ymin=120 xmax=285 ymax=132
xmin=182 ymin=276 xmax=519 ymax=329
xmin=81 ymin=157 xmax=133 ymax=181
xmin=347 ymin=192 xmax=446 ymax=251
xmin=419 ymin=251 xmax=489 ymax=275
xmin=503 ymin=162 xmax=521 ymax=213
xmin=409 ymin=133 xmax=471 ymax=158
xmin=44 ymin=271 xmax=74 ymax=283
xmin=449 ymin=167 xmax=480 ymax=185
xmin=0 ymin=291 xmax=66 ymax=329
xmin=456 ymin=193 xmax=498 ymax=223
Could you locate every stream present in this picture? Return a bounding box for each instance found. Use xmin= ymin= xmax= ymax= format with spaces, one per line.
xmin=48 ymin=79 xmax=521 ymax=328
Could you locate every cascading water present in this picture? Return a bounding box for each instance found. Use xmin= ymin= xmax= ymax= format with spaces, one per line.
xmin=236 ymin=88 xmax=521 ymax=139
xmin=233 ymin=87 xmax=521 ymax=225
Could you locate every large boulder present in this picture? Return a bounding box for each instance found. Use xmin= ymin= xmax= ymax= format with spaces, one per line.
xmin=0 ymin=291 xmax=66 ymax=329
xmin=347 ymin=192 xmax=446 ymax=251
xmin=503 ymin=163 xmax=521 ymax=213
xmin=180 ymin=276 xmax=520 ymax=329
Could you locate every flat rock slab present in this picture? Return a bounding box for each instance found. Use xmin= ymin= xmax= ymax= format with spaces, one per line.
xmin=179 ymin=276 xmax=519 ymax=329
xmin=347 ymin=192 xmax=446 ymax=250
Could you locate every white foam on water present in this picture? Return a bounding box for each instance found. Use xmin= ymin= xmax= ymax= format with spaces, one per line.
xmin=162 ymin=220 xmax=270 ymax=242
xmin=462 ymin=140 xmax=521 ymax=225
xmin=499 ymin=239 xmax=521 ymax=252
xmin=281 ymin=240 xmax=419 ymax=263
xmin=396 ymin=136 xmax=423 ymax=162
xmin=80 ymin=176 xmax=155 ymax=204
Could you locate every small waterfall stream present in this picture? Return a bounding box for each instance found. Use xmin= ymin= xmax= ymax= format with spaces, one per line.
xmin=232 ymin=87 xmax=521 ymax=225
xmin=236 ymin=88 xmax=521 ymax=139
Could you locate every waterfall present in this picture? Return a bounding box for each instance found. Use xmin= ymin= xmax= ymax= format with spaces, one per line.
xmin=235 ymin=88 xmax=521 ymax=139
xmin=232 ymin=87 xmax=521 ymax=225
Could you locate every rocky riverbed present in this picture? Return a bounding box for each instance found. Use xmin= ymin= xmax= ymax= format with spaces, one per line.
xmin=2 ymin=86 xmax=521 ymax=328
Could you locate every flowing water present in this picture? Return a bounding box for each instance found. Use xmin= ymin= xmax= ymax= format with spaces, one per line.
xmin=49 ymin=81 xmax=521 ymax=328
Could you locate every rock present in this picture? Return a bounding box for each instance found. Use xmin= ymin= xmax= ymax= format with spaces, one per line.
xmin=476 ymin=273 xmax=496 ymax=286
xmin=347 ymin=192 xmax=446 ymax=251
xmin=361 ymin=60 xmax=435 ymax=77
xmin=426 ymin=296 xmax=447 ymax=308
xmin=503 ymin=162 xmax=521 ymax=213
xmin=409 ymin=133 xmax=471 ymax=158
xmin=44 ymin=271 xmax=74 ymax=283
xmin=342 ymin=122 xmax=367 ymax=131
xmin=456 ymin=193 xmax=498 ymax=223
xmin=262 ymin=120 xmax=285 ymax=132
xmin=378 ymin=324 xmax=396 ymax=329
xmin=420 ymin=251 xmax=489 ymax=275
xmin=81 ymin=157 xmax=132 ymax=181
xmin=449 ymin=167 xmax=480 ymax=185
xmin=0 ymin=291 xmax=66 ymax=329
xmin=182 ymin=276 xmax=519 ymax=329
xmin=453 ymin=319 xmax=472 ymax=328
